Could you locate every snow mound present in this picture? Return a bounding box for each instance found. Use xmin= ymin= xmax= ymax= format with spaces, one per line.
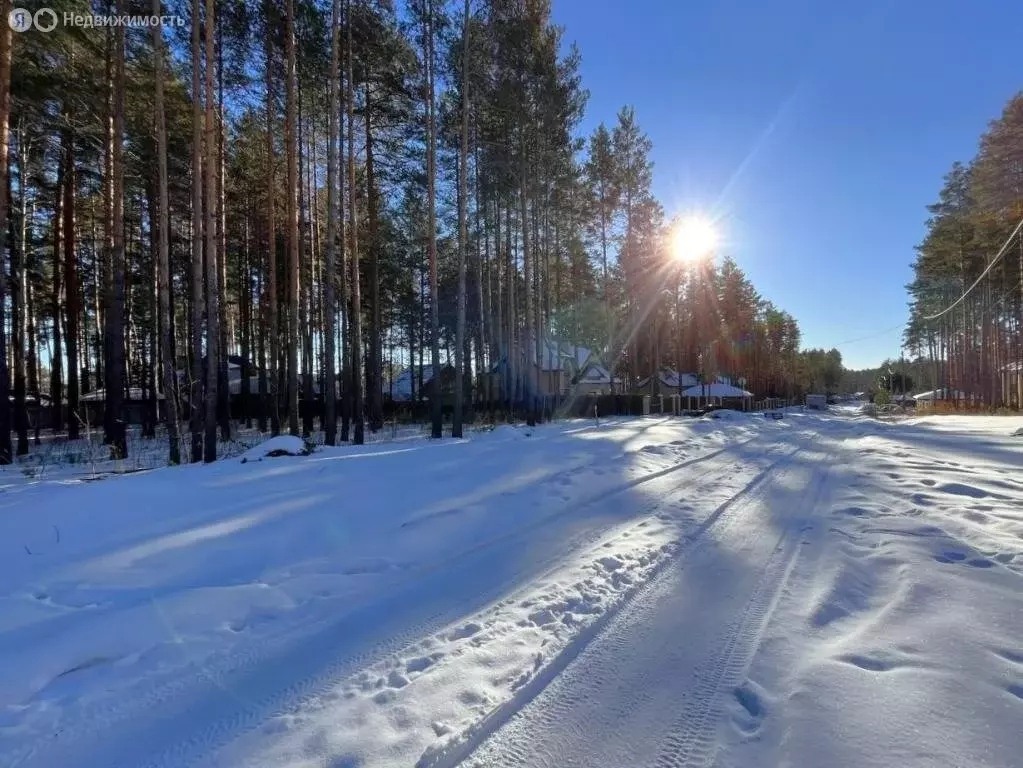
xmin=240 ymin=435 xmax=311 ymax=462
xmin=705 ymin=408 xmax=746 ymax=420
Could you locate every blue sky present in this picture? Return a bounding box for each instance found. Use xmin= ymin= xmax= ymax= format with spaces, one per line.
xmin=550 ymin=0 xmax=1021 ymax=370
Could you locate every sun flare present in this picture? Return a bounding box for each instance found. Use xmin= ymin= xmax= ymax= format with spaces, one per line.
xmin=672 ymin=216 xmax=718 ymax=262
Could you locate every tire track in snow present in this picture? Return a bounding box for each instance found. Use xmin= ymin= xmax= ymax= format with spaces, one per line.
xmin=421 ymin=439 xmax=814 ymax=768
xmin=7 ymin=430 xmax=773 ymax=768
xmin=459 ymin=437 xmax=831 ymax=768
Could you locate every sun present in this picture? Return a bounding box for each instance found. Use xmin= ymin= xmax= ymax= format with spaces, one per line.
xmin=672 ymin=216 xmax=718 ymax=262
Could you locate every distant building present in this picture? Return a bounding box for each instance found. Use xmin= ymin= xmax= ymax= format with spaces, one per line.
xmin=483 ymin=336 xmax=615 ymax=399
xmin=382 ymin=364 xmax=456 ymax=402
xmin=636 ymin=369 xmax=698 ymax=394
xmin=806 ymin=393 xmax=828 ymax=410
xmin=681 ymin=380 xmax=754 ymax=409
xmin=912 ymin=388 xmax=975 ymax=403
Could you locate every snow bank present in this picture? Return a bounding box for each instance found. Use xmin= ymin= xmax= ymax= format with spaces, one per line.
xmin=239 ymin=435 xmax=310 ymax=462
xmin=704 ymin=407 xmax=749 ymax=420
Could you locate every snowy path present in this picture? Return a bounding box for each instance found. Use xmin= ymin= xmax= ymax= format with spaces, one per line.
xmin=458 ymin=437 xmax=834 ymax=768
xmin=459 ymin=414 xmax=1023 ymax=768
xmin=3 ymin=411 xmax=1023 ymax=768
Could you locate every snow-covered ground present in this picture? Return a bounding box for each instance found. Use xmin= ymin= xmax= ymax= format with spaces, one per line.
xmin=1 ymin=410 xmax=1021 ymax=767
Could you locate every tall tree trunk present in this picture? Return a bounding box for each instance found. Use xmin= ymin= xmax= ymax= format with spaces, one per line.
xmin=27 ymin=263 xmax=38 ymax=403
xmin=257 ymin=240 xmax=268 ymax=432
xmin=364 ymin=71 xmax=383 ymax=433
xmin=190 ymin=0 xmax=204 ymax=461
xmin=285 ymin=0 xmax=300 ymax=436
xmin=453 ymin=0 xmax=469 ymax=438
xmin=309 ymin=118 xmax=322 ymax=430
xmin=299 ymin=94 xmax=313 ymax=437
xmin=241 ymin=214 xmax=252 ymax=427
xmin=102 ymin=16 xmax=115 ymax=443
xmin=143 ymin=186 xmax=158 ymax=438
xmin=11 ymin=132 xmax=26 ymax=452
xmin=0 ymin=1 xmax=10 ymax=465
xmin=63 ymin=123 xmax=81 ymax=439
xmin=491 ymin=201 xmax=499 ymax=411
xmin=51 ymin=159 xmax=65 ymax=436
xmin=93 ymin=198 xmax=105 ymax=396
xmin=520 ymin=161 xmax=535 ymax=426
xmin=204 ymin=0 xmax=220 ymax=461
xmin=339 ymin=32 xmax=350 ymax=444
xmin=264 ymin=0 xmax=279 ymax=435
xmin=107 ymin=0 xmax=128 ymax=458
xmin=323 ymin=0 xmax=340 ymax=445
xmin=216 ymin=15 xmax=230 ymax=441
xmin=599 ymin=195 xmax=610 ymax=386
xmin=346 ymin=0 xmax=364 ymax=444
xmin=424 ymin=0 xmax=441 ymax=438
xmin=505 ymin=202 xmax=515 ymax=412
xmin=153 ymin=4 xmax=181 ymax=463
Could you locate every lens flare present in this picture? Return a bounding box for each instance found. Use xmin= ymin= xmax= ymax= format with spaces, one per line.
xmin=672 ymin=216 xmax=717 ymax=262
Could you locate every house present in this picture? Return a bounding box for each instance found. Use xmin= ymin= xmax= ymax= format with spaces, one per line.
xmin=383 ymin=364 xmax=456 ymax=402
xmin=636 ymin=369 xmax=698 ymax=394
xmin=484 ymin=336 xmax=613 ymax=399
xmin=913 ymin=388 xmax=974 ymax=403
xmin=680 ymin=380 xmax=753 ymax=409
xmin=80 ymin=386 xmax=164 ymax=426
xmin=571 ymin=360 xmax=614 ymax=395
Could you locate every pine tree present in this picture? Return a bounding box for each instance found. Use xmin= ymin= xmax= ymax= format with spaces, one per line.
xmin=324 ymin=0 xmax=341 ymax=445
xmin=154 ymin=0 xmax=181 ymax=464
xmin=453 ymin=0 xmax=470 ymax=438
xmin=204 ymin=0 xmax=221 ymax=462
xmin=190 ymin=0 xmax=205 ymax=461
xmin=285 ymin=0 xmax=300 ymax=436
xmin=107 ymin=0 xmax=128 ymax=459
xmin=0 ymin=0 xmax=12 ymax=465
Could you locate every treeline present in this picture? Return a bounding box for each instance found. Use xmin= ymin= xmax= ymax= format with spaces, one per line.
xmin=841 ymin=358 xmax=936 ymax=398
xmin=906 ymin=92 xmax=1023 ymax=409
xmin=0 ymin=0 xmax=813 ymax=465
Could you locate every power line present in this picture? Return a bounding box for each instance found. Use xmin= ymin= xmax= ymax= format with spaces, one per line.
xmin=833 ymin=322 xmax=906 ymax=347
xmin=921 ymin=214 xmax=1023 ymax=321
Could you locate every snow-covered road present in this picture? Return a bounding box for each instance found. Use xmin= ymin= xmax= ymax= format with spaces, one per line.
xmin=460 ymin=438 xmax=834 ymax=768
xmin=2 ymin=409 xmax=1022 ymax=768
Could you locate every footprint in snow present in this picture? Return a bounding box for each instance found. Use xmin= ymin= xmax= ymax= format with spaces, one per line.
xmin=386 ymin=670 xmax=410 ymax=689
xmin=933 ymin=550 xmax=995 ymax=568
xmin=838 ymin=652 xmax=917 ymax=672
xmin=834 ymin=506 xmax=869 ymax=517
xmin=730 ymin=681 xmax=767 ymax=735
xmin=447 ymin=622 xmax=482 ymax=641
xmin=938 ymin=482 xmax=989 ymax=499
xmin=405 ymin=655 xmax=437 ymax=674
